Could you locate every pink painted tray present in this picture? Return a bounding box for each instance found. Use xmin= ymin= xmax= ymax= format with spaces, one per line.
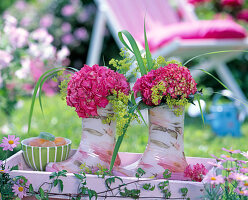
xmin=6 ymin=150 xmax=215 ymax=200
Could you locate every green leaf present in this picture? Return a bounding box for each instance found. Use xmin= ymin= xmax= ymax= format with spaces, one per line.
xmin=163 ymin=169 xmax=172 ymax=179
xmin=53 ymin=179 xmax=58 ymax=187
xmin=28 ymin=68 xmax=60 ymax=134
xmin=144 ymin=20 xmax=153 ymax=71
xmin=118 ymin=30 xmax=147 ymax=76
xmin=135 ymin=168 xmax=145 ymax=178
xmin=196 ymin=95 xmax=205 ymax=125
xmin=39 ymin=188 xmax=45 ymax=199
xmin=39 ymin=132 xmax=55 ymax=141
xmin=29 ymin=184 xmax=34 ymax=193
xmin=58 ymin=179 xmax=63 ymax=192
xmin=105 ymin=176 xmax=123 ymax=189
xmin=73 ymin=173 xmax=86 ymax=180
xmin=35 ymin=194 xmax=42 ymax=200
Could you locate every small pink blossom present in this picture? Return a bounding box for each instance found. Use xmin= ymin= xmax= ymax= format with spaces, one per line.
xmin=12 ymin=184 xmax=26 ymax=198
xmin=207 ymin=161 xmax=224 ymax=169
xmin=62 ymin=22 xmax=71 ymax=33
xmin=240 ymin=167 xmax=248 ymax=174
xmin=15 ymin=0 xmax=27 ymax=10
xmin=188 ymin=0 xmax=210 ymax=5
xmin=0 ymin=135 xmax=20 ymax=151
xmin=57 ymin=46 xmax=70 ymax=61
xmin=184 ymin=163 xmax=208 ymax=182
xmin=203 ymin=173 xmax=225 ymax=185
xmin=241 ymin=151 xmax=248 ymax=159
xmin=0 ymin=50 xmax=13 ymax=69
xmin=74 ymin=28 xmax=88 ymax=40
xmin=221 ymin=0 xmax=243 ymax=7
xmin=31 ymin=28 xmax=53 ymax=44
xmin=9 ymin=27 xmax=29 ymax=48
xmin=40 ymin=14 xmax=54 ymax=28
xmin=221 ymin=154 xmax=237 ymax=161
xmin=62 ymin=34 xmax=75 ymax=45
xmin=229 ymin=172 xmax=248 ymax=181
xmin=222 ymin=147 xmax=241 ymax=154
xmin=66 ymin=64 xmax=130 ymax=118
xmin=61 ymin=4 xmax=75 ymax=17
xmin=235 ymin=188 xmax=248 ymax=196
xmin=211 ymin=154 xmax=226 ymax=162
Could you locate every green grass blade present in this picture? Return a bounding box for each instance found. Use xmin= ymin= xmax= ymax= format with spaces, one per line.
xmin=196 ymin=95 xmax=205 ymax=126
xmin=199 ymin=69 xmax=228 ymax=90
xmin=183 ymin=50 xmax=248 ymax=66
xmin=144 ymin=20 xmax=153 ymax=71
xmin=118 ymin=30 xmax=147 ymax=76
xmin=28 ymin=68 xmax=60 ymax=134
xmin=213 ymin=91 xmax=248 ymax=107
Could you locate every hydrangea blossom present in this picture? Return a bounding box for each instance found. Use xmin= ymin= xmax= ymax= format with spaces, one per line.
xmin=133 ymin=63 xmax=197 ymax=106
xmin=184 ymin=163 xmax=208 ymax=182
xmin=66 ymin=64 xmax=130 ymax=118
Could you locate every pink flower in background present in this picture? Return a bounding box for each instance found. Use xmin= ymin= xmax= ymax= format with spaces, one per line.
xmin=229 ymin=172 xmax=248 ymax=181
xmin=67 ymin=64 xmax=130 ymax=118
xmin=61 ymin=22 xmax=71 ymax=33
xmin=40 ymin=14 xmax=54 ymax=28
xmin=31 ymin=28 xmax=53 ymax=44
xmin=3 ymin=13 xmax=17 ymax=26
xmin=62 ymin=34 xmax=75 ymax=45
xmin=0 ymin=50 xmax=13 ymax=69
xmin=221 ymin=154 xmax=237 ymax=161
xmin=12 ymin=184 xmax=26 ymax=198
xmin=20 ymin=17 xmax=32 ymax=27
xmin=221 ymin=0 xmax=243 ymax=7
xmin=241 ymin=151 xmax=248 ymax=159
xmin=237 ymin=9 xmax=248 ymax=22
xmin=222 ymin=147 xmax=241 ymax=154
xmin=74 ymin=28 xmax=88 ymax=40
xmin=0 ymin=135 xmax=20 ymax=151
xmin=61 ymin=4 xmax=75 ymax=17
xmin=77 ymin=12 xmax=89 ymax=23
xmin=203 ymin=173 xmax=225 ymax=185
xmin=184 ymin=163 xmax=208 ymax=182
xmin=0 ymin=168 xmax=10 ymax=174
xmin=9 ymin=27 xmax=29 ymax=48
xmin=235 ymin=188 xmax=248 ymax=196
xmin=15 ymin=0 xmax=27 ymax=10
xmin=57 ymin=46 xmax=70 ymax=61
xmin=133 ymin=63 xmax=197 ymax=106
xmin=188 ymin=0 xmax=210 ymax=5
xmin=240 ymin=167 xmax=248 ymax=173
xmin=15 ymin=58 xmax=31 ymax=79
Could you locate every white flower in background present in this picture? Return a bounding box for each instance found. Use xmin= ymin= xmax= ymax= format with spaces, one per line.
xmin=31 ymin=28 xmax=53 ymax=44
xmin=28 ymin=43 xmax=55 ymax=60
xmin=9 ymin=27 xmax=29 ymax=48
xmin=1 ymin=124 xmax=11 ymax=135
xmin=15 ymin=58 xmax=31 ymax=79
xmin=3 ymin=13 xmax=17 ymax=26
xmin=57 ymin=46 xmax=70 ymax=61
xmin=0 ymin=50 xmax=13 ymax=69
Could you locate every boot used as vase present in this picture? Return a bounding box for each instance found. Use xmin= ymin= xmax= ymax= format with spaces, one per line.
xmin=46 ymin=104 xmax=121 ymax=173
xmin=136 ymin=105 xmax=188 ymax=179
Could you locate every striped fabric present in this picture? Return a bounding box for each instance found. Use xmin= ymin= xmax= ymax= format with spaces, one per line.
xmin=21 ymin=139 xmax=71 ymax=171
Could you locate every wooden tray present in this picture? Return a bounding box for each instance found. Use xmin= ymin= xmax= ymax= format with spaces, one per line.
xmin=6 ymin=150 xmax=215 ymax=200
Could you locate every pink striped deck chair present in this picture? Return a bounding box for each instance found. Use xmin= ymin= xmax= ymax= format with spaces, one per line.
xmin=86 ymin=0 xmax=248 ymax=114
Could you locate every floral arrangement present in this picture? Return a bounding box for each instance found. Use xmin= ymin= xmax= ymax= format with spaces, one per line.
xmin=184 ymin=163 xmax=208 ymax=182
xmin=0 ymin=14 xmax=69 ymax=127
xmin=66 ymin=64 xmax=130 ymax=118
xmin=133 ymin=61 xmax=197 ymax=115
xmin=202 ymin=148 xmax=248 ymax=199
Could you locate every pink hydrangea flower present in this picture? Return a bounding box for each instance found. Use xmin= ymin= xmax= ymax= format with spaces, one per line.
xmin=12 ymin=184 xmax=26 ymax=198
xmin=0 ymin=135 xmax=20 ymax=151
xmin=222 ymin=147 xmax=241 ymax=154
xmin=133 ymin=63 xmax=197 ymax=106
xmin=67 ymin=64 xmax=130 ymax=118
xmin=203 ymin=173 xmax=225 ymax=185
xmin=40 ymin=14 xmax=54 ymax=28
xmin=184 ymin=163 xmax=208 ymax=182
xmin=74 ymin=28 xmax=88 ymax=40
xmin=237 ymin=9 xmax=248 ymax=22
xmin=221 ymin=0 xmax=243 ymax=7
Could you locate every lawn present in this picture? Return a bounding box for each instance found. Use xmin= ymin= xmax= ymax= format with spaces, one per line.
xmin=1 ymin=95 xmax=248 ymax=160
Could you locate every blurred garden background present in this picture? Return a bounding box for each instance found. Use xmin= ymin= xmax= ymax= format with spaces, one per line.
xmin=1 ymin=0 xmax=248 ymax=161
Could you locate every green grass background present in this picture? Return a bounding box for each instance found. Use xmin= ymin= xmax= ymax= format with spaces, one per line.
xmin=1 ymin=95 xmax=248 ymax=160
